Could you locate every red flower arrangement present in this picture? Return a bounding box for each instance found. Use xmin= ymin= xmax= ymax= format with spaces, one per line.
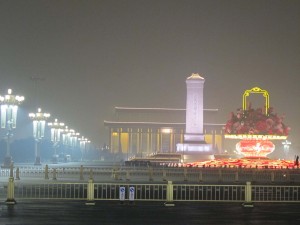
xmin=224 ymin=104 xmax=290 ymax=136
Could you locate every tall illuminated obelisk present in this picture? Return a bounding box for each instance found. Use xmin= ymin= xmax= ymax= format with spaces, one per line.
xmin=177 ymin=73 xmax=212 ymax=161
xmin=184 ymin=73 xmax=205 ymax=142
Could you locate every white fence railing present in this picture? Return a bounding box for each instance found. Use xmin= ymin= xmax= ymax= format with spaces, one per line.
xmin=1 ymin=179 xmax=300 ymax=206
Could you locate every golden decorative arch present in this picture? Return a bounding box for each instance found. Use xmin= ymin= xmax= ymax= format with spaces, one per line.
xmin=242 ymin=87 xmax=269 ymax=115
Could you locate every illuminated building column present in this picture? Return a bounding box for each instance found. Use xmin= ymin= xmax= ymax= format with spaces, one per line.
xmin=137 ymin=129 xmax=140 ymax=155
xmin=146 ymin=129 xmax=149 ymax=153
xmin=127 ymin=128 xmax=130 ymax=155
xmin=109 ymin=128 xmax=113 ymax=153
xmin=140 ymin=129 xmax=143 ymax=156
xmin=170 ymin=132 xmax=173 ymax=153
xmin=180 ymin=129 xmax=184 ymax=143
xmin=156 ymin=129 xmax=160 ymax=154
xmin=149 ymin=129 xmax=153 ymax=154
xmin=118 ymin=128 xmax=122 ymax=153
xmin=160 ymin=130 xmax=162 ymax=152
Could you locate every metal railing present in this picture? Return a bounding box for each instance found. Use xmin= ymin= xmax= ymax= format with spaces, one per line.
xmin=1 ymin=179 xmax=300 ymax=205
xmin=14 ymin=183 xmax=87 ymax=200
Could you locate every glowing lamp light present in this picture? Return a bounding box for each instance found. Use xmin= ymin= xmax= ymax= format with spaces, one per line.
xmin=48 ymin=119 xmax=65 ymax=142
xmin=161 ymin=128 xmax=172 ymax=133
xmin=29 ymin=108 xmax=51 ymax=140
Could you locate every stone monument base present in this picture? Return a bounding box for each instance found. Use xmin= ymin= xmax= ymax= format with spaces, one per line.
xmin=176 ymin=143 xmax=214 ymax=163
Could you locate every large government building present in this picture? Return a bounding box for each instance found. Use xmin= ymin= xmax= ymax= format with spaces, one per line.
xmin=104 ymin=106 xmax=225 ymax=159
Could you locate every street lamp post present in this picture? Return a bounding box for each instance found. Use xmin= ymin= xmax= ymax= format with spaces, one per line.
xmin=48 ymin=119 xmax=64 ymax=163
xmin=29 ymin=108 xmax=50 ymax=165
xmin=0 ymin=89 xmax=24 ymax=168
xmin=79 ymin=136 xmax=90 ymax=161
xmin=62 ymin=127 xmax=80 ymax=162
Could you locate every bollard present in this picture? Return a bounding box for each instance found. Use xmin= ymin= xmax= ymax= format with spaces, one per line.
xmin=6 ymin=177 xmax=16 ymax=205
xmin=218 ymin=169 xmax=222 ymax=182
xmin=16 ymin=167 xmax=20 ymax=180
xmin=252 ymin=170 xmax=256 ymax=182
xmin=271 ymin=171 xmax=275 ymax=183
xmin=114 ymin=169 xmax=119 ymax=180
xmin=242 ymin=181 xmax=253 ymax=207
xmin=149 ymin=167 xmax=153 ymax=181
xmin=286 ymin=170 xmax=291 ymax=182
xmin=9 ymin=162 xmax=14 ymax=178
xmin=85 ymin=178 xmax=95 ymax=205
xmin=126 ymin=170 xmax=131 ymax=181
xmin=164 ymin=181 xmax=175 ymax=206
xmin=162 ymin=169 xmax=167 ymax=181
xmin=198 ymin=170 xmax=203 ymax=183
xmin=235 ymin=171 xmax=239 ymax=183
xmin=45 ymin=165 xmax=49 ymax=179
xmin=183 ymin=168 xmax=188 ymax=181
xmin=52 ymin=168 xmax=57 ymax=180
xmin=111 ymin=168 xmax=116 ymax=179
xmin=80 ymin=165 xmax=84 ymax=181
xmin=89 ymin=169 xmax=93 ymax=180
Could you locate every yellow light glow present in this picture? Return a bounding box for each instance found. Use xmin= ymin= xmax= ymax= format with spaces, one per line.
xmin=224 ymin=134 xmax=287 ymax=140
xmin=161 ymin=128 xmax=172 ymax=133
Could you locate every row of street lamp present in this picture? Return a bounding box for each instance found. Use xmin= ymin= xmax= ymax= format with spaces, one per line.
xmin=1 ymin=89 xmax=91 ymax=167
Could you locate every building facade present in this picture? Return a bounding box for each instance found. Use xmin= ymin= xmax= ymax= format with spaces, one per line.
xmin=104 ymin=107 xmax=225 ymax=158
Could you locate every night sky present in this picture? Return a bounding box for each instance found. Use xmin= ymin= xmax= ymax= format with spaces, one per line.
xmin=0 ymin=0 xmax=299 ymax=150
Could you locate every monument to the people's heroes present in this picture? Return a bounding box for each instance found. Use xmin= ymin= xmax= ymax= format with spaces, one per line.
xmin=177 ymin=73 xmax=213 ymax=162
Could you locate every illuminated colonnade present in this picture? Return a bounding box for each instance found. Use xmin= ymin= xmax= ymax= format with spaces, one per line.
xmin=106 ymin=125 xmax=224 ymax=157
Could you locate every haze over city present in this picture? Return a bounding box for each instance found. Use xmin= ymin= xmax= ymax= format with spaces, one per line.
xmin=0 ymin=0 xmax=299 ymax=151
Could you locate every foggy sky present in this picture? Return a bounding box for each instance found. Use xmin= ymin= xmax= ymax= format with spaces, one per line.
xmin=0 ymin=0 xmax=299 ymax=149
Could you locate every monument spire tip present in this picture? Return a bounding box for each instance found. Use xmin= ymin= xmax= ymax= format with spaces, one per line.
xmin=187 ymin=73 xmax=204 ymax=80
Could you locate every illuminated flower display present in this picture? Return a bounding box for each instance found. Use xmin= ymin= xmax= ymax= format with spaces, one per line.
xmin=223 ymin=87 xmax=290 ymax=158
xmin=224 ymin=105 xmax=290 ymax=136
xmin=186 ymin=158 xmax=294 ymax=169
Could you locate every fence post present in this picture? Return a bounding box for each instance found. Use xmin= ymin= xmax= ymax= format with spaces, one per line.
xmin=6 ymin=164 xmax=16 ymax=204
xmin=162 ymin=169 xmax=167 ymax=181
xmin=86 ymin=178 xmax=95 ymax=205
xmin=242 ymin=181 xmax=253 ymax=207
xmin=164 ymin=181 xmax=175 ymax=207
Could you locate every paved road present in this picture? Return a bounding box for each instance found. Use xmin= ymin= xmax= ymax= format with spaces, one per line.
xmin=1 ymin=200 xmax=300 ymax=225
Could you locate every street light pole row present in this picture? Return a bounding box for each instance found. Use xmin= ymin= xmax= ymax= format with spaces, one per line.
xmin=0 ymin=88 xmax=92 ymax=167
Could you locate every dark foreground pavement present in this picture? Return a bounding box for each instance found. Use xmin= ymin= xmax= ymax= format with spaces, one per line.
xmin=1 ymin=200 xmax=300 ymax=225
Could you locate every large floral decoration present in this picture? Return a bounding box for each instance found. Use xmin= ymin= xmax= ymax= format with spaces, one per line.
xmin=224 ymin=104 xmax=290 ymax=136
